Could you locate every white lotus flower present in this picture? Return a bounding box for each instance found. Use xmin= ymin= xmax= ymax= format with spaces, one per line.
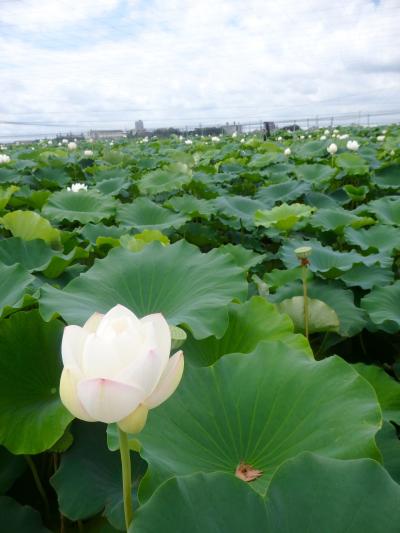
xmin=232 ymin=131 xmax=238 ymax=138
xmin=0 ymin=154 xmax=11 ymax=164
xmin=277 ymin=136 xmax=282 ymax=141
xmin=339 ymin=134 xmax=349 ymax=140
xmin=333 ymin=129 xmax=339 ymax=134
xmin=67 ymin=183 xmax=88 ymax=192
xmin=84 ymin=149 xmax=94 ymax=157
xmin=320 ymin=135 xmax=327 ymax=140
xmin=60 ymin=305 xmax=184 ymax=433
xmin=62 ymin=139 xmax=68 ymax=144
xmin=240 ymin=138 xmax=245 ymax=143
xmin=68 ymin=142 xmax=77 ymax=150
xmin=211 ymin=136 xmax=220 ymax=142
xmin=324 ymin=129 xmax=330 ymax=135
xmin=377 ymin=135 xmax=385 ymax=142
xmin=184 ymin=139 xmax=193 ymax=145
xmin=327 ymin=143 xmax=338 ymax=155
xmin=390 ymin=150 xmax=395 ymax=156
xmin=346 ymin=140 xmax=359 ymax=151
xmin=48 ymin=140 xmax=53 ymax=145
xmin=382 ymin=130 xmax=387 ymax=134
xmin=284 ymin=147 xmax=291 ymax=156
xmin=300 ymin=135 xmax=305 ymax=139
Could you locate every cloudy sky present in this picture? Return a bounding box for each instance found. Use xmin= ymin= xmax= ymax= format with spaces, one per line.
xmin=0 ymin=0 xmax=399 ymax=139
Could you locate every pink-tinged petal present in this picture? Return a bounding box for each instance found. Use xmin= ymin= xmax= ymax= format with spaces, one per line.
xmin=96 ymin=304 xmax=140 ymax=341
xmin=118 ymin=404 xmax=149 ymax=434
xmin=144 ymin=351 xmax=184 ymax=409
xmin=61 ymin=325 xmax=88 ymax=369
xmin=140 ymin=313 xmax=171 ymax=363
xmin=60 ymin=368 xmax=95 ymax=422
xmin=77 ymin=378 xmax=145 ymax=423
xmin=83 ymin=312 xmax=104 ymax=333
xmin=117 ymin=347 xmax=169 ymax=396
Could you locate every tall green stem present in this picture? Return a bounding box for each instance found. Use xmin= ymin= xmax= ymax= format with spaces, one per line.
xmin=302 ymin=265 xmax=309 ymax=339
xmin=118 ymin=427 xmax=133 ymax=531
xmin=24 ymin=455 xmax=50 ymax=517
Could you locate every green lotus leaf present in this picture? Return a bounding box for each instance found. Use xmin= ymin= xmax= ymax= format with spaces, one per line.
xmin=344 ymin=224 xmax=400 ymax=254
xmin=33 ymin=166 xmax=70 ymax=189
xmin=0 ymin=447 xmax=26 ymax=493
xmin=255 ymin=203 xmax=314 ymax=231
xmin=138 ymin=163 xmax=192 ymax=195
xmin=264 ymin=266 xmax=308 ymax=290
xmin=215 ymin=244 xmax=266 ymax=270
xmin=304 ymin=191 xmax=340 ymax=209
xmin=184 ymin=297 xmax=310 ymax=366
xmin=248 ymin=152 xmax=285 ymax=168
xmin=138 ymin=340 xmax=380 ymax=500
xmin=0 ymin=262 xmax=34 ymax=317
xmin=42 ymin=190 xmax=116 ymax=224
xmin=0 ymin=496 xmax=50 ymax=532
xmin=214 ymin=195 xmax=264 ymax=228
xmin=116 ymin=197 xmax=188 ymax=231
xmin=120 ymin=229 xmax=169 ymax=252
xmin=335 ymin=152 xmax=369 ymax=175
xmin=0 ymin=237 xmax=56 ymax=271
xmin=376 ymin=422 xmax=400 ymax=484
xmin=276 ymin=296 xmax=340 ymax=334
xmin=366 ymin=197 xmax=400 ymax=226
xmin=0 ymin=210 xmax=61 ymax=247
xmin=343 ymin=184 xmax=369 ymax=201
xmin=372 ymin=164 xmax=400 ymax=189
xmin=0 ymin=310 xmax=73 ymax=454
xmin=80 ymin=223 xmax=127 ymax=245
xmin=40 ymin=240 xmax=247 ymax=339
xmin=293 ymin=141 xmax=328 ymax=160
xmin=164 ymin=195 xmax=216 ymax=218
xmin=43 ymin=246 xmax=89 ymax=279
xmin=132 ymin=455 xmax=400 ymax=533
xmin=254 ymin=180 xmax=310 ymax=207
xmin=0 ymin=185 xmax=19 ymax=210
xmin=294 ymin=163 xmax=336 ymax=183
xmin=361 ymin=281 xmax=400 ymax=333
xmin=269 ymin=279 xmax=367 ymax=337
xmin=51 ymin=422 xmax=145 ymax=530
xmin=354 ymin=363 xmax=400 ymax=424
xmin=310 ymin=207 xmax=374 ymax=232
xmin=95 ymin=176 xmax=130 ymax=196
xmin=340 ymin=263 xmax=394 ymax=290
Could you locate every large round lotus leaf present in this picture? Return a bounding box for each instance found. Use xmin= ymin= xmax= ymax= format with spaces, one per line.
xmin=276 ymin=296 xmax=340 ymax=334
xmin=248 ymin=152 xmax=285 ymax=168
xmin=335 ymin=152 xmax=369 ymax=175
xmin=42 ymin=190 xmax=116 ymax=224
xmin=366 ymin=197 xmax=400 ymax=226
xmin=294 ymin=163 xmax=336 ymax=183
xmin=132 ymin=455 xmax=400 ymax=533
xmin=0 ymin=446 xmax=26 ymax=493
xmin=116 ymin=197 xmax=188 ymax=231
xmin=376 ymin=422 xmax=400 ymax=484
xmin=0 ymin=310 xmax=73 ymax=454
xmin=343 ymin=184 xmax=369 ymax=201
xmin=80 ymin=223 xmax=127 ymax=245
xmin=255 ymin=203 xmax=314 ymax=231
xmin=254 ymin=180 xmax=310 ymax=207
xmin=40 ymin=240 xmax=247 ymax=339
xmin=51 ymin=422 xmax=144 ymax=530
xmin=95 ymin=176 xmax=130 ymax=196
xmin=264 ymin=453 xmax=400 ymax=533
xmin=310 ymin=207 xmax=374 ymax=232
xmin=0 ymin=237 xmax=57 ymax=271
xmin=184 ymin=297 xmax=310 ymax=366
xmin=164 ymin=195 xmax=215 ymax=218
xmin=0 ymin=261 xmax=34 ymax=317
xmin=340 ymin=263 xmax=394 ymax=290
xmin=215 ymin=244 xmax=266 ymax=270
xmin=0 ymin=210 xmax=61 ymax=247
xmin=372 ymin=164 xmax=400 ymax=189
xmin=293 ymin=141 xmax=327 ymax=160
xmin=270 ymin=279 xmax=367 ymax=337
xmin=279 ymin=238 xmax=373 ymax=278
xmin=361 ymin=281 xmax=400 ymax=333
xmin=138 ymin=340 xmax=380 ymax=500
xmin=344 ymin=224 xmax=400 ymax=253
xmin=120 ymin=229 xmax=169 ymax=252
xmin=354 ymin=363 xmax=400 ymax=424
xmin=138 ymin=163 xmax=192 ymax=195
xmin=214 ymin=196 xmax=264 ymax=228
xmin=0 ymin=185 xmax=19 ymax=209
xmin=33 ymin=166 xmax=70 ymax=189
xmin=0 ymin=496 xmax=50 ymax=532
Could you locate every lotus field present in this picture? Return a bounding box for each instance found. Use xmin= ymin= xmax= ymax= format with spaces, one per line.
xmin=0 ymin=126 xmax=400 ymax=532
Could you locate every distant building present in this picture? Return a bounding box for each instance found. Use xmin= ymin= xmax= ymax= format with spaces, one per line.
xmin=135 ymin=120 xmax=145 ymax=133
xmin=86 ymin=130 xmax=127 ymax=140
xmin=223 ymin=122 xmax=243 ymax=135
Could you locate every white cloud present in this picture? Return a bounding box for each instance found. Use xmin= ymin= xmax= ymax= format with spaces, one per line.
xmin=0 ymin=0 xmax=399 ymax=139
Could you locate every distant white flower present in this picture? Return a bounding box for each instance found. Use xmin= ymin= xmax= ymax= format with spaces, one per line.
xmin=277 ymin=136 xmax=282 ymax=141
xmin=184 ymin=139 xmax=193 ymax=145
xmin=284 ymin=147 xmax=291 ymax=156
xmin=390 ymin=150 xmax=395 ymax=156
xmin=68 ymin=142 xmax=77 ymax=150
xmin=232 ymin=131 xmax=238 ymax=138
xmin=179 ymin=135 xmax=183 ymax=140
xmin=58 ymin=142 xmax=62 ymax=146
xmin=62 ymin=139 xmax=68 ymax=144
xmin=339 ymin=134 xmax=349 ymax=140
xmin=346 ymin=140 xmax=359 ymax=151
xmin=333 ymin=129 xmax=339 ymax=134
xmin=240 ymin=138 xmax=245 ymax=143
xmin=74 ymin=138 xmax=77 ymax=142
xmin=382 ymin=130 xmax=387 ymax=134
xmin=110 ymin=141 xmax=114 ymax=146
xmin=320 ymin=135 xmax=327 ymax=140
xmin=142 ymin=137 xmax=148 ymax=143
xmin=67 ymin=183 xmax=87 ymax=192
xmin=324 ymin=129 xmax=330 ymax=135
xmin=211 ymin=136 xmax=220 ymax=142
xmin=48 ymin=140 xmax=53 ymax=145
xmin=300 ymin=135 xmax=305 ymax=139
xmin=308 ymin=134 xmax=312 ymax=138
xmin=88 ymin=138 xmax=94 ymax=143
xmin=327 ymin=143 xmax=338 ymax=155
xmin=377 ymin=135 xmax=385 ymax=142
xmin=84 ymin=149 xmax=94 ymax=157
xmin=0 ymin=154 xmax=10 ymax=164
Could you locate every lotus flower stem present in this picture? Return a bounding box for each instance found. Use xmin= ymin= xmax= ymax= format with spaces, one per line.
xmin=302 ymin=265 xmax=309 ymax=339
xmin=118 ymin=427 xmax=133 ymax=531
xmin=24 ymin=455 xmax=50 ymax=518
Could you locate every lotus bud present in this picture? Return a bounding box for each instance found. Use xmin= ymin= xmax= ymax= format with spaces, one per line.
xmin=68 ymin=141 xmax=77 ymax=150
xmin=327 ymin=143 xmax=337 ymax=155
xmin=346 ymin=140 xmax=359 ymax=151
